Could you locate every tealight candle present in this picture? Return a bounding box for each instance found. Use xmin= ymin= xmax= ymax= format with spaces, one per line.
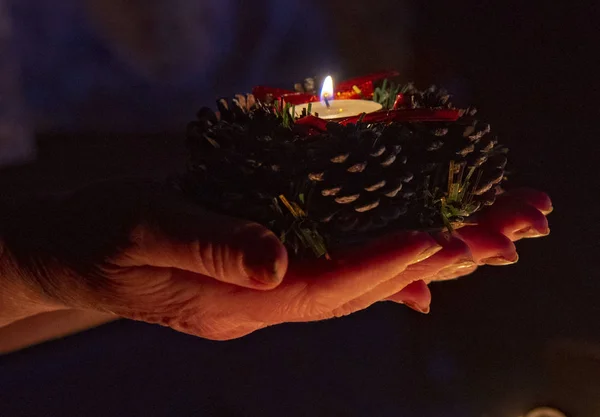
xmin=292 ymin=76 xmax=382 ymax=120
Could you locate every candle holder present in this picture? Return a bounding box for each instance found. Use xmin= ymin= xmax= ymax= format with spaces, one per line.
xmin=178 ymin=72 xmax=509 ymax=258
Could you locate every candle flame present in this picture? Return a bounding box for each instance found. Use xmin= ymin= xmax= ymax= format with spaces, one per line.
xmin=320 ymin=75 xmax=334 ymax=102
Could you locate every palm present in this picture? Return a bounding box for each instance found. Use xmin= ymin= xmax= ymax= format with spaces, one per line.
xmin=2 ymin=180 xmax=551 ymax=341
xmin=100 ymin=188 xmax=551 ymax=340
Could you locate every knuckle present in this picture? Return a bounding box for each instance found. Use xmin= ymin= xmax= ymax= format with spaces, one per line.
xmin=192 ymin=239 xmax=218 ymax=277
xmin=273 ymin=283 xmax=331 ymax=321
xmin=331 ymin=304 xmax=355 ymax=319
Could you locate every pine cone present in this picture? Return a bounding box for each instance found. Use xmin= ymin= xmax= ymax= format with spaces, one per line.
xmin=294 ymin=77 xmax=319 ymax=95
xmin=180 ymin=88 xmax=508 ymax=258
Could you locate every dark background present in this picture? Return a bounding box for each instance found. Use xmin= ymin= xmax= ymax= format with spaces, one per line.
xmin=1 ymin=1 xmax=599 ymax=416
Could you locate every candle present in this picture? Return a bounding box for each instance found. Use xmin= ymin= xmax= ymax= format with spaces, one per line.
xmin=292 ymin=76 xmax=382 ymax=120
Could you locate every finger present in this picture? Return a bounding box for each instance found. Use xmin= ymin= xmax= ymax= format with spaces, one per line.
xmin=385 ymin=280 xmax=432 ymax=313
xmin=433 ymin=263 xmax=478 ymax=281
xmin=354 ymin=231 xmax=473 ymax=295
xmin=406 ymin=232 xmax=475 ymax=282
xmin=426 ymin=232 xmax=479 ymax=282
xmin=329 ymin=233 xmax=472 ymax=317
xmin=232 ymin=231 xmax=441 ymax=323
xmin=477 ymin=199 xmax=550 ymax=241
xmin=456 ymin=226 xmax=519 ymax=266
xmin=118 ymin=231 xmax=441 ymax=335
xmin=498 ymin=188 xmax=553 ymax=215
xmin=121 ymin=208 xmax=288 ymax=290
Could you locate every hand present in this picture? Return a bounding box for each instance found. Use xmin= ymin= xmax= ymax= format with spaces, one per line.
xmin=391 ymin=187 xmax=552 ymax=310
xmin=0 ymin=180 xmax=551 ymax=340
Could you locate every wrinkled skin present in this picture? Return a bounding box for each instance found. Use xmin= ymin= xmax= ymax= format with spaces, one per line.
xmin=0 ymin=179 xmax=552 ymax=340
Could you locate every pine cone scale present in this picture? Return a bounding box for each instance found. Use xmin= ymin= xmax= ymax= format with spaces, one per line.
xmin=181 ymin=87 xmax=509 ymax=257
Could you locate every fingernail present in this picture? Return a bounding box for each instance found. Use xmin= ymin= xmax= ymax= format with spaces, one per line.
xmin=542 ymin=205 xmax=554 ymax=215
xmin=436 ymin=260 xmax=477 ymax=279
xmin=243 ymin=237 xmax=285 ymax=284
xmin=404 ymin=300 xmax=430 ymax=314
xmin=515 ymin=226 xmax=550 ymax=238
xmin=481 ymin=253 xmax=519 ymax=266
xmin=413 ymin=244 xmax=443 ymax=263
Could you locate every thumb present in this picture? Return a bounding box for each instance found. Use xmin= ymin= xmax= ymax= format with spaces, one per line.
xmin=120 ymin=193 xmax=289 ymax=290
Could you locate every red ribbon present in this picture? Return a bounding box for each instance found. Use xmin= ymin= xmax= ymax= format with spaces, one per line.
xmin=253 ymin=71 xmax=463 ymax=127
xmin=280 ymin=93 xmax=320 ymax=105
xmin=251 ymin=86 xmax=295 ymax=102
xmin=334 ymin=70 xmax=400 ymax=94
xmin=252 ymin=70 xmax=401 ymax=104
xmin=339 ymin=109 xmax=461 ymax=125
xmin=294 ymin=115 xmax=329 ymax=132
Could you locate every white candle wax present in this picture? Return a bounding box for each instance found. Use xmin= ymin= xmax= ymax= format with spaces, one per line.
xmin=292 ymin=99 xmax=382 ymax=120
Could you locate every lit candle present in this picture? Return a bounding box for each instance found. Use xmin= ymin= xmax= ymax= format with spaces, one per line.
xmin=292 ymin=76 xmax=382 ymax=120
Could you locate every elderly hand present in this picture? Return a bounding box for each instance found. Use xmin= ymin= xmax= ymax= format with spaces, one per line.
xmin=0 ymin=180 xmax=551 ymax=340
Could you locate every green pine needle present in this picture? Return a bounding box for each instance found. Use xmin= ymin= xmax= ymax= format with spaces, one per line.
xmin=373 ymin=79 xmax=403 ymax=110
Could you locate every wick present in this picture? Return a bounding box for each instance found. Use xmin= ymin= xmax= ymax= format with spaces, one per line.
xmin=323 ymin=94 xmax=331 ymax=109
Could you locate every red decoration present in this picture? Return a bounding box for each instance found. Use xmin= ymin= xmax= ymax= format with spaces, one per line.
xmin=280 ymin=92 xmax=320 ymax=105
xmin=392 ymin=93 xmax=406 ymax=109
xmin=253 ymin=71 xmax=463 ymax=126
xmin=252 ymin=70 xmax=400 ymax=104
xmin=335 ymin=82 xmax=374 ymax=100
xmin=252 ymin=86 xmax=295 ymax=102
xmin=294 ymin=115 xmax=329 ymax=132
xmin=334 ymin=70 xmax=400 ymax=96
xmin=339 ymin=109 xmax=461 ymax=125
